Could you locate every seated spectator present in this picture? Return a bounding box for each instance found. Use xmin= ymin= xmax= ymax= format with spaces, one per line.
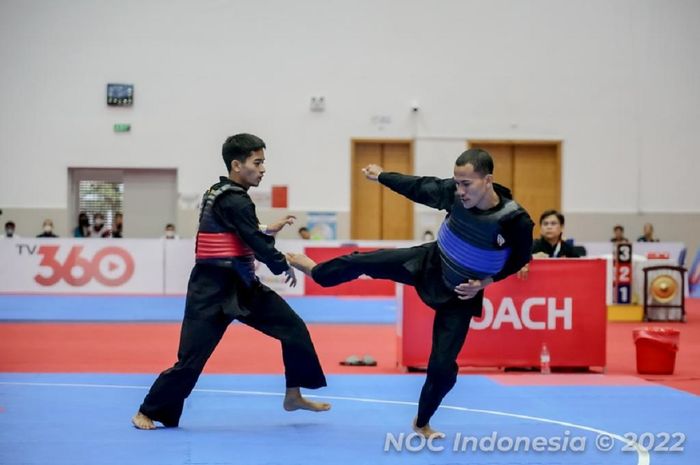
xmin=637 ymin=223 xmax=659 ymax=242
xmin=298 ymin=227 xmax=311 ymax=240
xmin=610 ymin=225 xmax=629 ymax=244
xmin=73 ymin=212 xmax=91 ymax=238
xmin=90 ymin=212 xmax=111 ymax=238
xmin=531 ymin=210 xmax=581 ymax=258
xmin=2 ymin=221 xmax=18 ymax=239
xmin=162 ymin=223 xmax=179 ymax=240
xmin=36 ymin=219 xmax=58 ymax=238
xmin=112 ymin=212 xmax=123 ymax=238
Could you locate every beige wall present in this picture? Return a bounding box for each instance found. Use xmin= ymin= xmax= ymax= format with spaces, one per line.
xmin=2 ymin=1 xmax=699 ymax=215
xmin=243 ymin=210 xmax=351 ymax=242
xmin=564 ymin=213 xmax=700 ymax=264
xmin=1 ymin=209 xmax=71 ymax=238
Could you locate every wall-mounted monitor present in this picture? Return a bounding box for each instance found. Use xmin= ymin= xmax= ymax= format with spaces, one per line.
xmin=107 ymin=83 xmax=134 ymax=106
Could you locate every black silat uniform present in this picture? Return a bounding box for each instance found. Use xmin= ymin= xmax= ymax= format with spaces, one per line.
xmin=310 ymin=172 xmax=533 ymax=428
xmin=138 ymin=177 xmax=326 ymax=427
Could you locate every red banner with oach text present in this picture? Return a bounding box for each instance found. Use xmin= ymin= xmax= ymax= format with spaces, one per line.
xmin=303 ymin=246 xmax=396 ymax=296
xmin=398 ymin=259 xmax=607 ymax=369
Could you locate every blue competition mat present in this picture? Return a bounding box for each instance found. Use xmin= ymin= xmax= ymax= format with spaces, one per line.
xmin=0 ymin=373 xmax=697 ymax=465
xmin=0 ymin=295 xmax=396 ymax=324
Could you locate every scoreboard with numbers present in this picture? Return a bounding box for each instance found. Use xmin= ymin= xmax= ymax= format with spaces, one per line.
xmin=614 ymin=242 xmax=632 ymax=304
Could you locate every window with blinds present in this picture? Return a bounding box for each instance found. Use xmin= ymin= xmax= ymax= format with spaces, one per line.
xmin=78 ymin=181 xmax=124 ymax=226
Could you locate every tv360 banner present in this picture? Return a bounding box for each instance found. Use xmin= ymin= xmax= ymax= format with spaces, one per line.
xmin=0 ymin=239 xmax=165 ymax=294
xmin=397 ymin=259 xmax=607 ymax=369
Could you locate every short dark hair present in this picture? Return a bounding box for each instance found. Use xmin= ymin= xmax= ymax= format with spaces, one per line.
xmin=614 ymin=225 xmax=624 ymax=232
xmin=222 ymin=133 xmax=266 ymax=172
xmin=539 ymin=209 xmax=565 ymax=226
xmin=455 ymin=148 xmax=494 ymax=176
xmin=5 ymin=221 xmax=15 ymax=228
xmin=165 ymin=223 xmax=175 ymax=229
xmin=298 ymin=227 xmax=309 ymax=233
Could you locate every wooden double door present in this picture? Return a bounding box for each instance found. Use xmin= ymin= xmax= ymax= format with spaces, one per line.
xmin=349 ymin=139 xmax=560 ymax=239
xmin=468 ymin=141 xmax=561 ymax=237
xmin=351 ymin=140 xmax=413 ymax=240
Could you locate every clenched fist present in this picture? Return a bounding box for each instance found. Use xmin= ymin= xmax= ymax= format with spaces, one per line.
xmin=361 ymin=164 xmax=383 ymax=181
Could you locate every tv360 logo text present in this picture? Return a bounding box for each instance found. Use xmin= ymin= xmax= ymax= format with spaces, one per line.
xmin=16 ymin=244 xmax=135 ymax=287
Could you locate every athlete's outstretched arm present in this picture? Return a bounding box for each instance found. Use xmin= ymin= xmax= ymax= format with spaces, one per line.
xmin=362 ymin=164 xmax=455 ymax=211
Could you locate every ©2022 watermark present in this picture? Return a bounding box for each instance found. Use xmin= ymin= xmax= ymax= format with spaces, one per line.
xmin=383 ymin=430 xmax=687 ymax=454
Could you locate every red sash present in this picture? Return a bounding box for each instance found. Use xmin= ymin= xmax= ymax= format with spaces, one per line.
xmin=195 ymin=232 xmax=253 ymax=259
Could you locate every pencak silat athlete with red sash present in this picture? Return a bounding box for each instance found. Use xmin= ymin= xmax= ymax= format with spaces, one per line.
xmin=132 ymin=134 xmax=329 ymax=430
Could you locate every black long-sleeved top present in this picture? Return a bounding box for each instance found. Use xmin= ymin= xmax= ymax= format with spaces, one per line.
xmin=212 ymin=178 xmax=289 ymax=275
xmin=184 ymin=178 xmax=290 ymax=319
xmin=378 ymin=172 xmax=534 ymax=282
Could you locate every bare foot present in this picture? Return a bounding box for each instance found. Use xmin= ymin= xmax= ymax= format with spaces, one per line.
xmin=412 ymin=417 xmax=445 ymax=439
xmin=131 ymin=411 xmax=156 ymax=430
xmin=285 ymin=253 xmax=317 ymax=276
xmin=283 ymin=387 xmax=331 ymax=412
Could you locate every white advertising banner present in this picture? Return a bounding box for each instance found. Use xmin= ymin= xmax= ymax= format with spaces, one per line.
xmin=581 ymin=241 xmax=686 ymax=262
xmin=0 ymin=239 xmax=164 ymax=294
xmin=2 ymin=238 xmax=428 ymax=296
xmin=164 ymin=239 xmax=195 ymax=295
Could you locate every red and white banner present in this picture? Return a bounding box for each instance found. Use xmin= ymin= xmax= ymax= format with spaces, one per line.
xmin=163 ymin=239 xmax=308 ymax=295
xmin=397 ymin=259 xmax=607 ymax=369
xmin=0 ymin=238 xmax=310 ymax=295
xmin=164 ymin=239 xmax=308 ymax=296
xmin=0 ymin=239 xmax=163 ymax=294
xmin=303 ymin=246 xmax=397 ymax=296
xmin=164 ymin=240 xmax=411 ymax=296
xmin=256 ymin=241 xmax=305 ymax=296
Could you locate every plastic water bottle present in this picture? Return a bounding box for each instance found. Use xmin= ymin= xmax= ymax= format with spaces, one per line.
xmin=540 ymin=343 xmax=551 ymax=374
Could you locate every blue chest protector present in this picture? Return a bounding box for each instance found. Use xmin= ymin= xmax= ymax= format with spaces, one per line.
xmin=437 ymin=197 xmax=524 ymax=288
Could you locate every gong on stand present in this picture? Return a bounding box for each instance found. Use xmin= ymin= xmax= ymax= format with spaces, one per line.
xmin=643 ymin=265 xmax=687 ymax=322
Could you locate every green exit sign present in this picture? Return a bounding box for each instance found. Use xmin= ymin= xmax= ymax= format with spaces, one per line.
xmin=113 ymin=123 xmax=131 ymax=133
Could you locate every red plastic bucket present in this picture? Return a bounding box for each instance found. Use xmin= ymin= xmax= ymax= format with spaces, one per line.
xmin=632 ymin=328 xmax=680 ymax=375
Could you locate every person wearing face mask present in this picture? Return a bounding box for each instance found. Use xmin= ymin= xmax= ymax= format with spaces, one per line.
xmin=162 ymin=223 xmax=179 ymax=240
xmin=112 ymin=212 xmax=123 ymax=238
xmin=90 ymin=212 xmax=112 ymax=238
xmin=36 ymin=219 xmax=59 ymax=238
xmin=2 ymin=221 xmax=19 ymax=239
xmin=286 ymin=148 xmax=534 ymax=439
xmin=531 ymin=210 xmax=580 ymax=259
xmin=132 ymin=133 xmax=329 ymax=431
xmin=73 ymin=212 xmax=91 ymax=238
